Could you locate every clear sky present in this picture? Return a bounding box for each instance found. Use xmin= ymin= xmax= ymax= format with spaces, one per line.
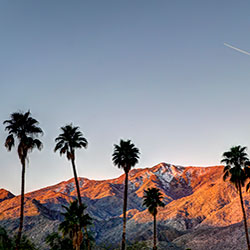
xmin=1 ymin=0 xmax=250 ymax=195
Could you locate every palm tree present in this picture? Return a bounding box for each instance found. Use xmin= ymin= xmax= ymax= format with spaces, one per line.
xmin=54 ymin=124 xmax=87 ymax=205
xmin=54 ymin=124 xmax=89 ymax=249
xmin=3 ymin=111 xmax=43 ymax=250
xmin=112 ymin=139 xmax=140 ymax=250
xmin=59 ymin=200 xmax=92 ymax=250
xmin=143 ymin=188 xmax=165 ymax=250
xmin=221 ymin=145 xmax=250 ymax=250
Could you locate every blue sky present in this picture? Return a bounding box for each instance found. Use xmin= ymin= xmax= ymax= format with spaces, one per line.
xmin=1 ymin=0 xmax=250 ymax=194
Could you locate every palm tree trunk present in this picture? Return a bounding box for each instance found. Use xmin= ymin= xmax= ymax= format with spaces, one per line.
xmin=75 ymin=243 xmax=80 ymax=250
xmin=71 ymin=158 xmax=82 ymax=205
xmin=121 ymin=171 xmax=129 ymax=250
xmin=153 ymin=213 xmax=157 ymax=250
xmin=239 ymin=184 xmax=250 ymax=250
xmin=75 ymin=242 xmax=80 ymax=250
xmin=15 ymin=158 xmax=26 ymax=250
xmin=71 ymin=157 xmax=90 ymax=250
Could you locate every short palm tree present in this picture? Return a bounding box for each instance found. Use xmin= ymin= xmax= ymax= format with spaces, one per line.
xmin=59 ymin=200 xmax=92 ymax=250
xmin=221 ymin=145 xmax=250 ymax=250
xmin=112 ymin=139 xmax=140 ymax=250
xmin=143 ymin=188 xmax=165 ymax=250
xmin=3 ymin=111 xmax=43 ymax=250
xmin=54 ymin=124 xmax=89 ymax=249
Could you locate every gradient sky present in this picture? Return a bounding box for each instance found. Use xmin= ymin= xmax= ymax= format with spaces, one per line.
xmin=1 ymin=0 xmax=250 ymax=195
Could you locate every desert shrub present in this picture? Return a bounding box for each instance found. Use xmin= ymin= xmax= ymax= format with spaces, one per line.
xmin=0 ymin=227 xmax=14 ymax=250
xmin=46 ymin=231 xmax=95 ymax=250
xmin=127 ymin=241 xmax=149 ymax=250
xmin=0 ymin=227 xmax=36 ymax=250
xmin=18 ymin=235 xmax=37 ymax=250
xmin=46 ymin=232 xmax=73 ymax=250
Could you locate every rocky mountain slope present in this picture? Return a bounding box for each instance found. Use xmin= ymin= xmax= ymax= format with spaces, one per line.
xmin=1 ymin=163 xmax=250 ymax=249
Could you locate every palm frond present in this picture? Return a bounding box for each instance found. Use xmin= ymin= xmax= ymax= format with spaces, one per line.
xmin=4 ymin=134 xmax=14 ymax=151
xmin=223 ymin=170 xmax=229 ymax=181
xmin=59 ymin=144 xmax=69 ymax=156
xmin=67 ymin=151 xmax=73 ymax=160
xmin=54 ymin=124 xmax=88 ymax=161
xmin=246 ymin=182 xmax=250 ymax=192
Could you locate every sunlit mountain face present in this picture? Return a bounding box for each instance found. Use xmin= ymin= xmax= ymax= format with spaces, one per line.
xmin=1 ymin=163 xmax=250 ymax=250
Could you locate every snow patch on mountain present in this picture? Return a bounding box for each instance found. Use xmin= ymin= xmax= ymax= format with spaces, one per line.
xmin=79 ymin=179 xmax=85 ymax=187
xmin=185 ymin=171 xmax=192 ymax=185
xmin=62 ymin=182 xmax=75 ymax=194
xmin=129 ymin=176 xmax=144 ymax=191
xmin=153 ymin=164 xmax=184 ymax=185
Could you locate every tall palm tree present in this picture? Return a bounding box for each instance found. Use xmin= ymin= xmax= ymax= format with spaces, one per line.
xmin=3 ymin=111 xmax=43 ymax=250
xmin=143 ymin=188 xmax=165 ymax=250
xmin=221 ymin=145 xmax=250 ymax=250
xmin=112 ymin=139 xmax=140 ymax=250
xmin=54 ymin=124 xmax=87 ymax=204
xmin=54 ymin=124 xmax=89 ymax=249
xmin=59 ymin=200 xmax=92 ymax=250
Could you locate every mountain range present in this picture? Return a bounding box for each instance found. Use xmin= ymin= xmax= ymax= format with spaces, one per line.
xmin=1 ymin=163 xmax=250 ymax=250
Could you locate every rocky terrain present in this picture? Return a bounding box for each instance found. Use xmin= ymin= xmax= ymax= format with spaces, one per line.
xmin=1 ymin=163 xmax=250 ymax=249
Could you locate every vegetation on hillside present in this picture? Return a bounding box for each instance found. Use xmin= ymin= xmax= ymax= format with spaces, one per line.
xmin=0 ymin=226 xmax=36 ymax=250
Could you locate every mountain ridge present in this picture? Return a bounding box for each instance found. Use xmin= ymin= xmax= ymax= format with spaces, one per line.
xmin=0 ymin=163 xmax=249 ymax=250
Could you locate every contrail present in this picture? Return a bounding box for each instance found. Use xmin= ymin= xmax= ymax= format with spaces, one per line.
xmin=224 ymin=42 xmax=250 ymax=56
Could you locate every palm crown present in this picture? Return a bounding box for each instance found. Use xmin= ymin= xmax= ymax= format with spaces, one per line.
xmin=221 ymin=145 xmax=250 ymax=190
xmin=112 ymin=139 xmax=140 ymax=173
xmin=59 ymin=200 xmax=92 ymax=249
xmin=143 ymin=188 xmax=165 ymax=216
xmin=54 ymin=124 xmax=88 ymax=160
xmin=4 ymin=111 xmax=43 ymax=159
xmin=59 ymin=201 xmax=92 ymax=236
